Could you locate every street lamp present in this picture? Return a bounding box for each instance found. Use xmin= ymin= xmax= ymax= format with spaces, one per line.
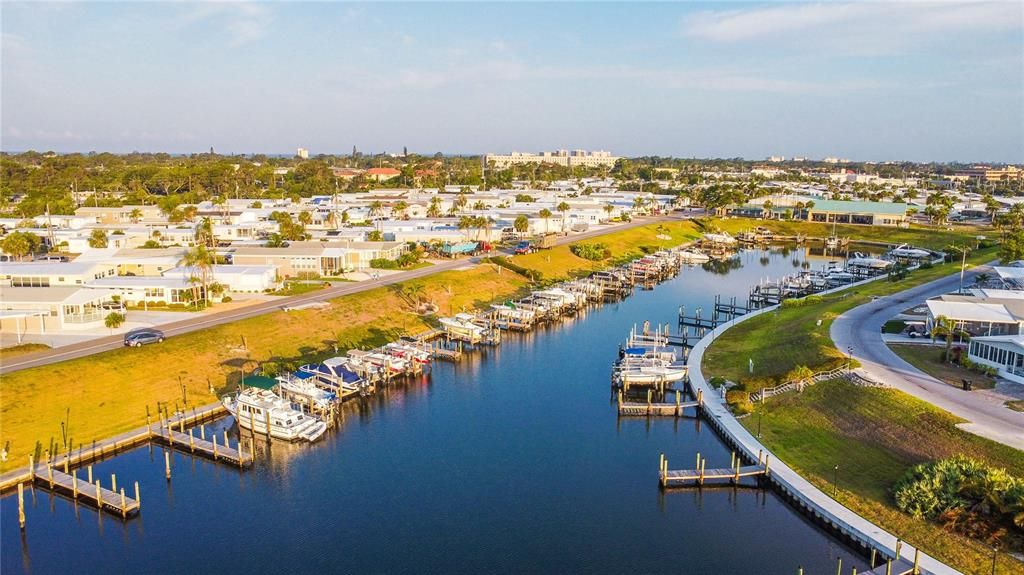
xmin=757 ymin=408 xmax=763 ymax=439
xmin=833 ymin=464 xmax=840 ymax=497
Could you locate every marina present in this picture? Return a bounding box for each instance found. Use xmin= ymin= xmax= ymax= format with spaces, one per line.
xmin=1 ymin=247 xmax=882 ymax=574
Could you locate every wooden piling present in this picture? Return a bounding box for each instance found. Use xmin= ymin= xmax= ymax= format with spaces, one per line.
xmin=189 ymin=429 xmax=195 ymax=452
xmin=72 ymin=469 xmax=78 ymax=499
xmin=87 ymin=465 xmax=93 ymax=484
xmin=912 ymin=549 xmax=920 ymax=575
xmin=164 ymin=450 xmax=171 ymax=480
xmin=47 ymin=464 xmax=53 ymax=488
xmin=111 ymin=473 xmax=116 ymax=493
xmin=212 ymin=435 xmax=219 ymax=460
xmin=870 ymin=549 xmax=877 ymax=568
xmin=200 ymin=424 xmax=206 ymax=441
xmin=95 ymin=481 xmax=102 ymax=507
xmin=17 ymin=483 xmax=25 ymax=530
xmin=835 ymin=557 xmax=842 ymax=575
xmin=120 ymin=489 xmax=127 ymax=519
xmin=134 ymin=481 xmax=140 ymax=505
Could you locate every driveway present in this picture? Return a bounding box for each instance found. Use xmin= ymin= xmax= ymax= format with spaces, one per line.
xmin=831 ymin=263 xmax=1024 ymax=450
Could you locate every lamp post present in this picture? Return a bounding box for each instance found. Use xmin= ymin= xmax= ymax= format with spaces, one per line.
xmin=847 ymin=346 xmax=854 ymax=372
xmin=832 ymin=464 xmax=840 ymax=497
xmin=757 ymin=408 xmax=763 ymax=439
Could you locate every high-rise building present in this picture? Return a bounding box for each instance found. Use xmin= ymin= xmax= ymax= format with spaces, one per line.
xmin=484 ymin=149 xmax=620 ymax=168
xmin=297 ymin=147 xmax=309 ymax=159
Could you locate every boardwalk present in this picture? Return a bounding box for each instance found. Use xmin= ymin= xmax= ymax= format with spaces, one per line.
xmin=151 ymin=423 xmax=253 ymax=468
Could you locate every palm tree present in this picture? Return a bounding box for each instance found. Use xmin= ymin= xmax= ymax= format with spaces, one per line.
xmin=538 ymin=208 xmax=553 ymax=234
xmin=427 ymin=197 xmax=442 ymax=218
xmin=297 ymin=211 xmax=312 ymax=226
xmin=195 ymin=217 xmax=214 ymax=248
xmin=368 ymin=201 xmax=384 ymax=217
xmin=393 ymin=201 xmax=409 ymax=220
xmin=88 ymin=229 xmax=108 ymax=249
xmin=129 ymin=208 xmax=143 ymax=223
xmin=183 ymin=244 xmax=215 ymax=308
xmin=104 ymin=312 xmax=125 ymax=334
xmin=791 ymin=365 xmax=815 ymax=391
xmin=513 ymin=214 xmax=529 ymax=238
xmin=930 ymin=315 xmax=961 ymax=364
xmin=556 ymin=201 xmax=571 ymax=232
xmin=603 ymin=203 xmax=615 ymax=221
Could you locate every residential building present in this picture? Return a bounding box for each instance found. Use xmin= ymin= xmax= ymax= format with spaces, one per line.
xmin=297 ymin=147 xmax=309 ymax=159
xmin=485 ymin=150 xmax=620 ymax=169
xmin=955 ymin=166 xmax=1023 ymax=183
xmin=0 ymin=261 xmax=117 ymax=287
xmin=231 ymin=240 xmax=406 ymax=277
xmin=366 ymin=167 xmax=401 ymax=182
xmin=0 ymin=286 xmax=121 ymax=335
xmin=967 ymin=335 xmax=1024 ymax=384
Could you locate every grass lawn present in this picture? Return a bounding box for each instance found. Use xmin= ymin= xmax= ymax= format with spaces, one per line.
xmin=703 ymin=247 xmax=999 ymax=391
xmin=709 ymin=218 xmax=992 ymax=250
xmin=270 ymin=281 xmax=329 ymax=296
xmin=510 ymin=220 xmax=703 ymax=282
xmin=889 ymin=343 xmax=996 ymax=390
xmin=743 ymin=379 xmax=1024 ymax=575
xmin=0 ymin=343 xmax=52 ymax=359
xmin=0 ymin=264 xmax=530 ymax=474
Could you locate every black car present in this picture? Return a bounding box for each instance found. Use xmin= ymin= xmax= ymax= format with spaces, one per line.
xmin=124 ymin=329 xmax=165 ymax=347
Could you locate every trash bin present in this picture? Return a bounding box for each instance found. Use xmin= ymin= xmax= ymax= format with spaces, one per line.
xmin=962 ymin=379 xmax=973 ymax=391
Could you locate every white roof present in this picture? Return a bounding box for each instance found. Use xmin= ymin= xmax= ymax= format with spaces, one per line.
xmin=0 ymin=261 xmax=112 ymax=276
xmin=88 ymin=276 xmax=192 ymax=288
xmin=163 ymin=265 xmax=274 ymax=277
xmin=994 ymin=266 xmax=1024 ymax=280
xmin=0 ymin=286 xmax=118 ymax=305
xmin=926 ymin=300 xmax=1018 ymax=323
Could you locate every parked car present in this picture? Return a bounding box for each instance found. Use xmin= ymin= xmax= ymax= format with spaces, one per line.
xmin=514 ymin=241 xmax=532 ymax=255
xmin=124 ymin=329 xmax=165 ymax=347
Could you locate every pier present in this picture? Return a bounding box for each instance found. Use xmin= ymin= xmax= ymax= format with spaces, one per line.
xmin=616 ymin=389 xmax=702 ymax=417
xmin=29 ymin=459 xmax=140 ymax=519
xmin=151 ymin=420 xmax=253 ymax=468
xmin=659 ymin=451 xmax=769 ymax=487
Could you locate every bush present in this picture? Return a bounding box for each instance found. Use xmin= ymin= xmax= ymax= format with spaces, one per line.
xmin=485 ymin=256 xmax=543 ymax=282
xmin=725 ymin=390 xmax=750 ymax=405
xmin=570 ymin=242 xmax=609 ymax=261
xmin=780 ymin=294 xmax=824 ymax=308
xmin=708 ymin=376 xmax=727 ymax=388
xmin=221 ymin=296 xmax=232 ymax=303
xmin=893 ymin=456 xmax=1024 ymax=539
xmin=370 ymin=258 xmax=399 ymax=269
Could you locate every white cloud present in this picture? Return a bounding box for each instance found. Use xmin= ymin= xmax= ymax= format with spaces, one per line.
xmin=682 ymin=2 xmax=1023 ymax=52
xmin=177 ymin=1 xmax=273 ymax=46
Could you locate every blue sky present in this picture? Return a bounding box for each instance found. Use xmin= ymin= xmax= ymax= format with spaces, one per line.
xmin=2 ymin=2 xmax=1022 ymax=162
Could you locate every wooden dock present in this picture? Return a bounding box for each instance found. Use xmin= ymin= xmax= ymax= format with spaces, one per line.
xmin=31 ymin=463 xmax=140 ymax=518
xmin=617 ymin=389 xmax=701 ymax=417
xmin=659 ymin=451 xmax=769 ymax=487
xmin=151 ymin=422 xmax=253 ymax=468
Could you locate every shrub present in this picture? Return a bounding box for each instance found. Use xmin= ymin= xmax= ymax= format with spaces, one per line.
xmin=485 ymin=256 xmax=543 ymax=282
xmin=221 ymin=296 xmax=232 ymax=303
xmin=570 ymin=242 xmax=609 ymax=261
xmin=370 ymin=258 xmax=399 ymax=269
xmin=708 ymin=376 xmax=727 ymax=388
xmin=725 ymin=390 xmax=750 ymax=405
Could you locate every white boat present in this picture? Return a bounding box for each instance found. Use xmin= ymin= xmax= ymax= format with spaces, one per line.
xmin=275 ymin=372 xmax=336 ymax=410
xmin=223 ymin=388 xmax=328 ymax=442
xmin=847 ymin=252 xmax=893 ymax=270
xmin=615 ymin=361 xmax=688 ymax=384
xmin=385 ymin=342 xmax=432 ymax=365
xmin=491 ymin=303 xmax=536 ymax=322
xmin=702 ymin=232 xmax=737 ymax=245
xmin=347 ymin=349 xmax=409 ymax=374
xmin=299 ymin=358 xmax=364 ymax=394
xmin=889 ymin=244 xmax=932 ymax=259
xmin=677 ymin=248 xmax=711 ymax=264
xmin=439 ymin=314 xmax=487 ymax=338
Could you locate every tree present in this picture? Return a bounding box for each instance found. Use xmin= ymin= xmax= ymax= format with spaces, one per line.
xmin=427 ymin=197 xmax=442 ymax=218
xmin=367 ymin=230 xmax=384 ymax=241
xmin=762 ymin=199 xmax=774 ymax=219
xmin=393 ymin=200 xmax=409 ymax=219
xmin=791 ymin=365 xmax=815 ymax=391
xmin=88 ymin=229 xmax=108 ymax=248
xmin=515 ymin=194 xmax=535 ymax=203
xmin=538 ymin=208 xmax=553 ymax=233
xmin=1 ymin=231 xmax=41 ymax=260
xmin=104 ymin=311 xmax=125 ymax=333
xmin=129 ymin=208 xmax=143 ymax=223
xmin=368 ymin=201 xmax=384 ymax=217
xmin=930 ymin=315 xmax=961 ymax=364
xmin=513 ymin=214 xmax=529 ymax=237
xmin=183 ymin=244 xmax=215 ymax=307
xmin=556 ymin=201 xmax=571 ymax=232
xmin=265 ymin=233 xmax=286 ymax=248
xmin=297 ymin=211 xmax=312 ymax=226
xmin=603 ymin=203 xmax=615 ymax=220
xmin=1000 ymin=230 xmax=1024 ymax=263
xmin=195 ymin=217 xmax=214 ymax=247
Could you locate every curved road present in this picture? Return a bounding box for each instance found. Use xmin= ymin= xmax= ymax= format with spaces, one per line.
xmin=1 ymin=215 xmax=685 ymax=374
xmin=831 ymin=263 xmax=1024 ymax=450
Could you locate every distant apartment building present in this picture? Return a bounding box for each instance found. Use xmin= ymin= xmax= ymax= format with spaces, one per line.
xmin=485 ymin=150 xmax=621 ymax=169
xmin=955 ymin=166 xmax=1023 ymax=183
xmin=365 ymin=167 xmax=401 ymax=182
xmin=766 ymin=156 xmax=785 ymax=163
xmin=297 ymin=147 xmax=309 ymax=159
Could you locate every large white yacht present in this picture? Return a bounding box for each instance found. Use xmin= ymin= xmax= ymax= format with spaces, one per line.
xmin=223 ymin=388 xmax=328 ymax=443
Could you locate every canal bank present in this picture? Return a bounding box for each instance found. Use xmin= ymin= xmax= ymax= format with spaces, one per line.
xmin=3 ymin=247 xmax=875 ymax=575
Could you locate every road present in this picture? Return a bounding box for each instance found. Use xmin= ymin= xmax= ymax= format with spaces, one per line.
xmin=831 ymin=263 xmax=1024 ymax=450
xmin=0 ymin=215 xmax=685 ymax=374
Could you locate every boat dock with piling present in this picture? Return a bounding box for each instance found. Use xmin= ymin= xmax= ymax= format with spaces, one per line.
xmin=659 ymin=451 xmax=769 ymax=487
xmin=28 ymin=460 xmax=140 ymax=519
xmin=616 ymin=388 xmax=702 ymax=417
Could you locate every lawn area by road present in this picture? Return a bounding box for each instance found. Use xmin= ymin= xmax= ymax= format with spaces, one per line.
xmin=702 ymin=247 xmax=999 ymax=391
xmin=711 ymin=218 xmax=992 ymax=251
xmin=744 ymin=379 xmax=1024 ymax=575
xmin=889 ymin=343 xmax=996 ymax=390
xmin=0 ymin=264 xmax=529 ymax=474
xmin=509 ymin=220 xmax=703 ymax=282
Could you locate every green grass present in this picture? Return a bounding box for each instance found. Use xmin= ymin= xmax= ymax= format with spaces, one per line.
xmin=270 ymin=281 xmax=329 ymax=296
xmin=743 ymin=379 xmax=1024 ymax=574
xmin=510 ymin=221 xmax=703 ymax=282
xmin=703 ymin=247 xmax=999 ymax=391
xmin=889 ymin=343 xmax=996 ymax=390
xmin=710 ymin=218 xmax=991 ymax=250
xmin=883 ymin=319 xmax=908 ymax=334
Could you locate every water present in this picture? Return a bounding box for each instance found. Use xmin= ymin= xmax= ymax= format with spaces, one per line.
xmin=2 ymin=247 xmax=869 ymax=574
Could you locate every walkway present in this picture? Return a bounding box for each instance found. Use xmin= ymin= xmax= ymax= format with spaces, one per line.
xmin=831 ymin=264 xmax=1024 ymax=450
xmin=0 ymin=215 xmax=681 ymax=374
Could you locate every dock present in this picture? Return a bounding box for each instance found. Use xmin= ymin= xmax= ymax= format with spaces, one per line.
xmin=617 ymin=389 xmax=701 ymax=417
xmin=151 ymin=420 xmax=253 ymax=468
xmin=659 ymin=451 xmax=769 ymax=487
xmin=31 ymin=461 xmax=140 ymax=518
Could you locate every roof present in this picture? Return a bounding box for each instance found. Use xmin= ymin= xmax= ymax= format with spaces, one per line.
xmin=0 ymin=286 xmax=118 ymax=305
xmin=0 ymin=261 xmax=113 ymax=277
xmin=163 ymin=265 xmax=275 ymax=277
xmin=993 ymin=266 xmax=1024 ymax=280
xmin=926 ymin=300 xmax=1018 ymax=323
xmin=241 ymin=375 xmax=278 ymax=390
xmin=805 ymin=199 xmax=907 ymax=216
xmin=969 ymin=334 xmax=1024 ymax=353
xmin=88 ymin=276 xmax=193 ymax=288
xmin=366 ymin=167 xmax=400 ymax=176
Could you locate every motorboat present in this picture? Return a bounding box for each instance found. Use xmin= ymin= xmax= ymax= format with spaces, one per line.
xmin=222 ymin=388 xmax=328 ymax=442
xmin=888 ymin=244 xmax=932 ymax=259
xmin=275 ymin=371 xmax=336 ymax=410
xmin=702 ymin=232 xmax=737 ymax=245
xmin=439 ymin=314 xmax=487 ymax=338
xmin=347 ymin=349 xmax=409 ymax=374
xmin=384 ymin=341 xmax=432 ymax=364
xmin=677 ymin=248 xmax=710 ymax=264
xmin=299 ymin=357 xmax=364 ymax=394
xmin=847 ymin=252 xmax=893 ymax=270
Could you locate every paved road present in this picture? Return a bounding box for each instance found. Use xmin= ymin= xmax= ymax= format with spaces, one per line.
xmin=0 ymin=215 xmax=684 ymax=374
xmin=831 ymin=263 xmax=1024 ymax=450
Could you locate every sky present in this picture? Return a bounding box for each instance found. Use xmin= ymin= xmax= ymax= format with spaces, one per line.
xmin=1 ymin=1 xmax=1022 ymax=163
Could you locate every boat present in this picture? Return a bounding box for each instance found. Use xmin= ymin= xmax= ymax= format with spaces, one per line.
xmin=677 ymin=248 xmax=710 ymax=264
xmin=299 ymin=358 xmax=365 ymax=394
xmin=385 ymin=341 xmax=432 ymax=364
xmin=847 ymin=252 xmax=893 ymax=270
xmin=490 ymin=303 xmax=537 ymax=322
xmin=702 ymin=231 xmax=737 ymax=245
xmin=439 ymin=314 xmax=487 ymax=338
xmin=222 ymin=388 xmax=328 ymax=442
xmin=888 ymin=244 xmax=932 ymax=259
xmin=614 ymin=360 xmax=688 ymax=384
xmin=275 ymin=371 xmax=336 ymax=410
xmin=347 ymin=349 xmax=409 ymax=374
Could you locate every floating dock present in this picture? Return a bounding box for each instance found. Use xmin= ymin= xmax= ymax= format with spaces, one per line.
xmin=30 ymin=461 xmax=140 ymax=518
xmin=617 ymin=389 xmax=701 ymax=417
xmin=659 ymin=451 xmax=769 ymax=487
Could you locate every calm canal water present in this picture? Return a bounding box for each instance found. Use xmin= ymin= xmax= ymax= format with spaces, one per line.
xmin=3 ymin=247 xmax=870 ymax=574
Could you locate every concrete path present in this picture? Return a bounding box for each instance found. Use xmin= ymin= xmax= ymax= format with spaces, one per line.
xmin=831 ymin=264 xmax=1024 ymax=450
xmin=0 ymin=215 xmax=682 ymax=374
